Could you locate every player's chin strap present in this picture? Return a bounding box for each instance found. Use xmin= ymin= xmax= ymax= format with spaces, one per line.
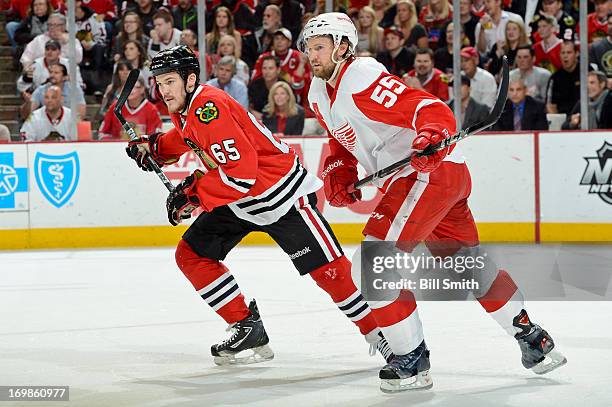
xmin=180 ymin=71 xmax=200 ymax=116
xmin=326 ymin=43 xmax=353 ymax=85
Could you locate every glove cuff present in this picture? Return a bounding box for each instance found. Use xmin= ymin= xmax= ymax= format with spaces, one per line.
xmin=322 ymin=155 xmax=357 ymax=180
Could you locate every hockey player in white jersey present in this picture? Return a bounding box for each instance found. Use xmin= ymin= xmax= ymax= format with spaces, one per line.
xmin=300 ymin=12 xmax=566 ymax=393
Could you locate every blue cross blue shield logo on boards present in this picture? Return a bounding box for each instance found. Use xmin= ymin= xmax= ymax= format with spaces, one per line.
xmin=0 ymin=152 xmax=28 ymax=209
xmin=34 ymin=152 xmax=80 ymax=208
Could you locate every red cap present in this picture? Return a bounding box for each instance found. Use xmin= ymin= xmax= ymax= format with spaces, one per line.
xmin=460 ymin=46 xmax=478 ymax=59
xmin=384 ymin=26 xmax=404 ymax=39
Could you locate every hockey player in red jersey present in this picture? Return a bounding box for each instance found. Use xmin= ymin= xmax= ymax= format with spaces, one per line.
xmin=300 ymin=13 xmax=566 ymax=393
xmin=125 ymin=45 xmax=393 ymax=366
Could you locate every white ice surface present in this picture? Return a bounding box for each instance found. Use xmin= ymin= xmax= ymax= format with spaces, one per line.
xmin=1 ymin=245 xmax=611 ymax=407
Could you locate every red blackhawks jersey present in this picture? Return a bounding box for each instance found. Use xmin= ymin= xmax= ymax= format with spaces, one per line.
xmin=534 ymin=38 xmax=562 ymax=73
xmin=587 ymin=13 xmax=608 ymax=43
xmin=156 ymin=84 xmax=321 ymax=225
xmin=309 ymin=57 xmax=463 ymax=190
xmin=252 ymin=49 xmax=311 ymax=92
xmin=406 ymin=68 xmax=450 ymax=102
xmin=99 ymin=99 xmax=162 ymax=139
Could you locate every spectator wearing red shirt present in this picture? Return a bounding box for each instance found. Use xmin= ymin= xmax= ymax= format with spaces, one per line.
xmin=80 ymin=0 xmax=116 ymax=21
xmin=534 ymin=14 xmax=563 ymax=73
xmin=404 ymin=47 xmax=449 ymax=102
xmin=99 ymin=76 xmax=162 ymax=140
xmin=587 ymin=0 xmax=611 ymax=43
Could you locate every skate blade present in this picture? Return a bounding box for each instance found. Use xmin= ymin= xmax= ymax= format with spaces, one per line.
xmin=213 ymin=344 xmax=275 ymax=366
xmin=531 ymin=350 xmax=567 ymax=375
xmin=380 ymin=370 xmax=433 ymax=393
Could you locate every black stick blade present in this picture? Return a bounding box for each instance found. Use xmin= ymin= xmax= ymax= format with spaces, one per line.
xmin=114 ymin=69 xmax=140 ymax=116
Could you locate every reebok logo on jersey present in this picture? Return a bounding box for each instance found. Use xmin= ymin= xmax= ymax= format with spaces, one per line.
xmin=370 ymin=212 xmax=385 ymax=220
xmin=321 ymin=160 xmax=343 ymax=179
xmin=289 ymin=247 xmax=311 ymax=260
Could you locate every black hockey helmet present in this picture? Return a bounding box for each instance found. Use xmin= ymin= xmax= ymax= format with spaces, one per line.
xmin=150 ymin=45 xmax=199 ymax=78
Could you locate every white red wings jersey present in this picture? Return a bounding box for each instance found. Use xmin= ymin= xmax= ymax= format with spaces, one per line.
xmin=308 ymin=57 xmax=463 ymax=189
xmin=155 ymin=84 xmax=321 ymax=225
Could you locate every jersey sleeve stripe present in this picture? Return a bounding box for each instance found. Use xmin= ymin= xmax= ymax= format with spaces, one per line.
xmin=218 ymin=167 xmax=254 ymax=194
xmin=247 ymin=111 xmax=290 ymax=153
xmin=411 ymin=98 xmax=443 ymax=129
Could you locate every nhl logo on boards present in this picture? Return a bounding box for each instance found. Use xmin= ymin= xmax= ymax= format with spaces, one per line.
xmin=195 ymin=101 xmax=219 ymax=124
xmin=580 ymin=141 xmax=612 ymax=205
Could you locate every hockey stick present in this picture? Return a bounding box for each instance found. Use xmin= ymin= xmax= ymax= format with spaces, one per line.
xmin=115 ymin=69 xmax=175 ymax=192
xmin=350 ymin=56 xmax=510 ymax=192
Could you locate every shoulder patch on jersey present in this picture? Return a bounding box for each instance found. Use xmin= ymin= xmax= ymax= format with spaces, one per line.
xmin=440 ymin=73 xmax=449 ymax=84
xmin=563 ymin=15 xmax=575 ymax=26
xmin=195 ymin=101 xmax=219 ymax=124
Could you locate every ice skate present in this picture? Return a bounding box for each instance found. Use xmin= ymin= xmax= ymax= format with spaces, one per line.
xmin=366 ymin=330 xmax=395 ymax=363
xmin=211 ymin=299 xmax=274 ymax=366
xmin=379 ymin=340 xmax=433 ymax=393
xmin=513 ymin=309 xmax=567 ymax=374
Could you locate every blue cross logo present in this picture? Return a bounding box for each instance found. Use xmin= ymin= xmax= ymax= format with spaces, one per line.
xmin=0 ymin=152 xmax=28 ymax=209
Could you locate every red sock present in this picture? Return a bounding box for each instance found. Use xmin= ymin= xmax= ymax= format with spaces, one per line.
xmin=477 ymin=270 xmax=518 ymax=313
xmin=310 ymin=256 xmax=378 ymax=335
xmin=175 ymin=239 xmax=249 ymax=324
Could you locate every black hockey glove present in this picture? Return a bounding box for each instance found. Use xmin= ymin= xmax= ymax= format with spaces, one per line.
xmin=126 ymin=132 xmax=166 ymax=172
xmin=166 ymin=170 xmax=203 ymax=226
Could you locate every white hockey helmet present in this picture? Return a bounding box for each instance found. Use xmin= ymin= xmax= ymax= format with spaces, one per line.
xmin=298 ymin=12 xmax=358 ymax=56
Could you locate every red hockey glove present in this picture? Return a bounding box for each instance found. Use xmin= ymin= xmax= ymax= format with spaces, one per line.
xmin=321 ymin=156 xmax=362 ymax=207
xmin=411 ymin=130 xmax=449 ymax=173
xmin=166 ymin=170 xmax=203 ymax=226
xmin=126 ymin=132 xmax=174 ymax=172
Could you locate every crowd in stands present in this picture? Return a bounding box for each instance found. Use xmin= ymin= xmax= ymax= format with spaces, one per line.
xmin=1 ymin=0 xmax=611 ymax=141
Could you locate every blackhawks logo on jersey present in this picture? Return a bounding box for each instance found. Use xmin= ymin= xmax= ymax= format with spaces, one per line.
xmin=195 ymin=101 xmax=219 ymax=124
